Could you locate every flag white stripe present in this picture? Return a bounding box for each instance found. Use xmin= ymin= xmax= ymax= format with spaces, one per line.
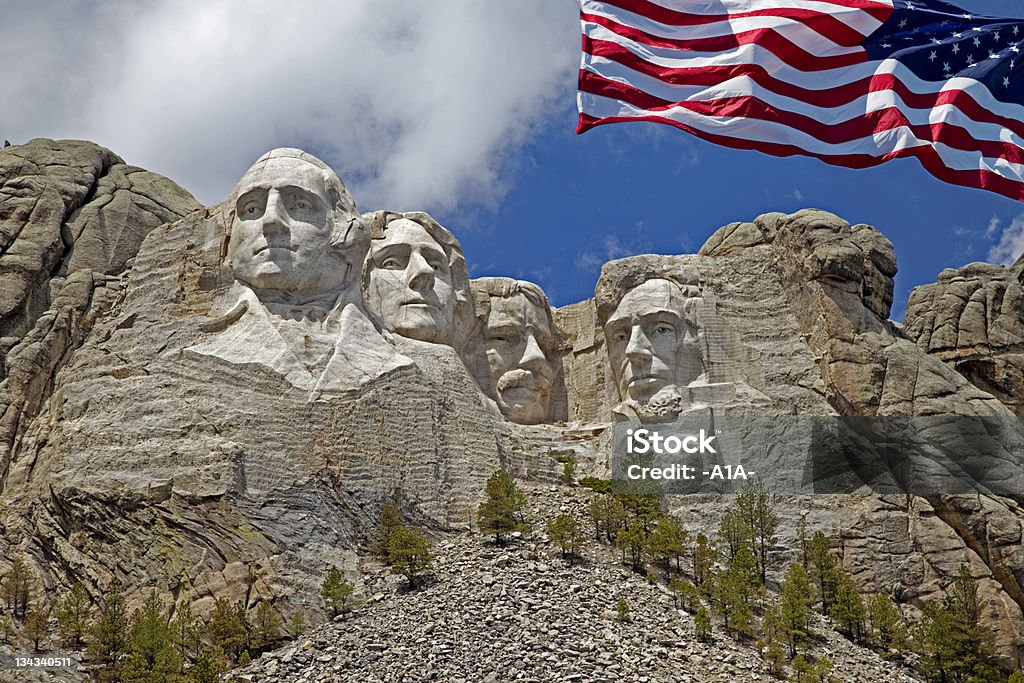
xmin=584 ymin=23 xmax=1024 ymax=125
xmin=621 ymin=0 xmax=893 ymax=17
xmin=584 ymin=59 xmax=1024 ymax=150
xmin=580 ymin=90 xmax=1024 ymax=177
xmin=583 ymin=2 xmax=885 ymax=46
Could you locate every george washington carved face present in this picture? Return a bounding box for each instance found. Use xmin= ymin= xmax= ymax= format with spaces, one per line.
xmin=226 ymin=149 xmax=363 ymax=297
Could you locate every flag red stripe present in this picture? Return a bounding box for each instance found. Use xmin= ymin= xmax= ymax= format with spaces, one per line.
xmin=580 ymin=70 xmax=1024 ymax=165
xmin=584 ymin=22 xmax=868 ymax=71
xmin=578 ymin=112 xmax=1024 ymax=201
xmin=602 ymin=0 xmax=893 ymax=28
xmin=583 ymin=7 xmax=875 ymax=47
xmin=585 ymin=37 xmax=1024 ymax=143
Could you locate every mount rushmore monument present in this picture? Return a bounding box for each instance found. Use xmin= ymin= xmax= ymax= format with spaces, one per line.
xmin=1 ymin=139 xmax=1024 ymax=664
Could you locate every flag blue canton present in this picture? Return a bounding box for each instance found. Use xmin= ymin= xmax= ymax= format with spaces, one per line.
xmin=862 ymin=0 xmax=1024 ymax=104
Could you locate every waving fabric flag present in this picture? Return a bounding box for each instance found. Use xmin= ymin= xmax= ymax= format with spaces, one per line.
xmin=576 ymin=0 xmax=1024 ymax=201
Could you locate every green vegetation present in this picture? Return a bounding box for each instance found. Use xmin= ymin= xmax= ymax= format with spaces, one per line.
xmin=387 ymin=526 xmax=435 ymax=588
xmin=615 ymin=596 xmax=630 ymax=623
xmin=694 ymin=607 xmax=713 ymax=642
xmin=546 ymin=514 xmax=584 ymax=564
xmin=914 ymin=564 xmax=1001 ymax=683
xmin=55 ymin=582 xmax=91 ymax=648
xmin=320 ymin=565 xmax=357 ymax=618
xmin=477 ymin=470 xmax=530 ymax=544
xmin=869 ymin=593 xmax=906 ymax=653
xmin=1 ymin=555 xmax=33 ymax=621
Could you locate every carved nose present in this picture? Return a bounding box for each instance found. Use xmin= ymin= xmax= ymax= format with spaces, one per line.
xmin=624 ymin=325 xmax=651 ymax=361
xmin=261 ymin=190 xmax=288 ymax=234
xmin=407 ymin=250 xmax=435 ymax=290
xmin=519 ymin=332 xmax=547 ymax=370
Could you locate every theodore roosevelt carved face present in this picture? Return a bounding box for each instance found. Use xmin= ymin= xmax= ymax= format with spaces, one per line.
xmin=226 ymin=148 xmax=363 ymax=297
xmin=471 ymin=278 xmax=557 ymax=424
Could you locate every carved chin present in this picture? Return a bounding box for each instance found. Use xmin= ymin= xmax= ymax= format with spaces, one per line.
xmin=390 ymin=308 xmax=451 ymax=344
xmin=498 ymin=389 xmax=549 ymax=424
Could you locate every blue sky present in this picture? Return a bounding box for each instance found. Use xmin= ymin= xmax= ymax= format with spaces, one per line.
xmin=3 ymin=0 xmax=1024 ymax=321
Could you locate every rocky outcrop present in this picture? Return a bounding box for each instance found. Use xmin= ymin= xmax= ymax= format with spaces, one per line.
xmin=0 ymin=139 xmax=200 ymax=489
xmin=1 ymin=140 xmax=1022 ymax=671
xmin=905 ymin=258 xmax=1024 ymax=417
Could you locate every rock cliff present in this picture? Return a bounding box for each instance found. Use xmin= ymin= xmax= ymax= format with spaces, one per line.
xmin=0 ymin=140 xmax=1022 ymax=672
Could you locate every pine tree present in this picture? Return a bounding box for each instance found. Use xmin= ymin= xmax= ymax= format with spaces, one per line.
xmin=171 ymin=600 xmax=204 ymax=665
xmin=780 ymin=563 xmax=814 ymax=657
xmin=791 ymin=654 xmax=813 ymax=683
xmin=812 ymin=656 xmax=833 ymax=683
xmin=206 ymin=597 xmax=248 ymax=664
xmin=387 ymin=526 xmax=434 ymax=588
xmin=122 ymin=590 xmax=182 ymax=683
xmin=717 ymin=506 xmax=750 ymax=564
xmin=829 ymin=569 xmax=866 ymax=643
xmin=869 ymin=593 xmax=906 ymax=653
xmin=693 ymin=533 xmax=718 ymax=596
xmin=546 ymin=514 xmax=584 ymax=564
xmin=713 ymin=547 xmax=758 ymax=640
xmin=1008 ymin=672 xmax=1024 ymax=683
xmin=694 ymin=606 xmax=713 ymax=642
xmin=765 ymin=640 xmax=786 ymax=677
xmin=56 ymin=581 xmax=91 ymax=648
xmin=669 ymin=577 xmax=700 ymax=613
xmin=251 ymin=601 xmax=281 ymax=651
xmin=287 ymin=611 xmax=306 ymax=639
xmin=477 ymin=470 xmax=529 ymax=544
xmin=1 ymin=555 xmax=33 ymax=620
xmin=89 ymin=578 xmax=130 ymax=682
xmin=24 ymin=604 xmax=49 ymax=652
xmin=647 ymin=514 xmax=688 ymax=573
xmin=734 ymin=481 xmax=779 ymax=585
xmin=615 ymin=521 xmax=647 ymax=572
xmin=374 ymin=500 xmax=404 ymax=558
xmin=0 ymin=614 xmax=12 ymax=644
xmin=807 ymin=531 xmax=837 ymax=615
xmin=320 ymin=566 xmax=356 ymax=618
xmin=915 ymin=564 xmax=999 ymax=683
xmin=616 ymin=596 xmax=630 ymax=623
xmin=617 ymin=494 xmax=661 ymax=533
xmin=588 ymin=494 xmax=627 ymax=542
xmin=185 ymin=646 xmax=223 ymax=683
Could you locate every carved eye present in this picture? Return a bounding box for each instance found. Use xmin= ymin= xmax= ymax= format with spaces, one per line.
xmin=655 ymin=324 xmax=674 ymax=335
xmin=295 ymin=200 xmax=308 ymax=210
xmin=381 ymin=257 xmax=403 ymax=269
xmin=614 ymin=331 xmax=628 ymax=343
xmin=244 ymin=205 xmax=259 ymax=216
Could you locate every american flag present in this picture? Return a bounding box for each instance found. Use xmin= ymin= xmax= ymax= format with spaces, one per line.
xmin=576 ymin=0 xmax=1024 ymax=201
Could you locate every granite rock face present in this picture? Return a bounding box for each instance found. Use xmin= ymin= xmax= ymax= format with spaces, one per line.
xmin=905 ymin=257 xmax=1024 ymax=417
xmin=0 ymin=141 xmax=1023 ymax=668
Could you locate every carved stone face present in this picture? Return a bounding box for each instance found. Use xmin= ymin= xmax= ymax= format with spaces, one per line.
xmin=227 ymin=157 xmax=348 ymax=295
xmin=483 ymin=293 xmax=555 ymax=424
xmin=365 ymin=218 xmax=455 ymax=344
xmin=604 ymin=278 xmax=702 ymax=404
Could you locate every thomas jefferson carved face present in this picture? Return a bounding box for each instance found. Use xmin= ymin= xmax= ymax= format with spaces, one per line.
xmin=227 ymin=153 xmax=358 ymax=296
xmin=481 ymin=288 xmax=556 ymax=424
xmin=365 ymin=218 xmax=456 ymax=344
xmin=604 ymin=278 xmax=702 ymax=404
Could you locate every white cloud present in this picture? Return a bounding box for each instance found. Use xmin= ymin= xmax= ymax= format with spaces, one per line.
xmin=0 ymin=1 xmax=578 ymax=211
xmin=987 ymin=214 xmax=1024 ymax=265
xmin=574 ymin=233 xmax=653 ymax=275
